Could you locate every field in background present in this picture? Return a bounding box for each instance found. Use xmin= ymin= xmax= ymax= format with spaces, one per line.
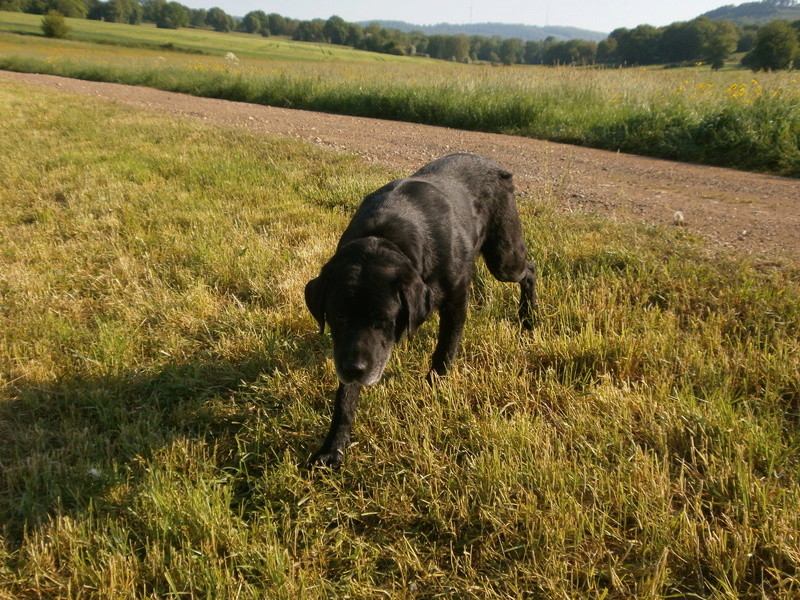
xmin=1 ymin=11 xmax=800 ymax=177
xmin=0 ymin=10 xmax=423 ymax=63
xmin=1 ymin=79 xmax=799 ymax=599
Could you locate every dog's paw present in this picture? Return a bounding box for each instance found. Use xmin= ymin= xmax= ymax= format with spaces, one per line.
xmin=519 ymin=306 xmax=538 ymax=330
xmin=426 ymin=367 xmax=448 ymax=386
xmin=308 ymin=448 xmax=345 ymax=470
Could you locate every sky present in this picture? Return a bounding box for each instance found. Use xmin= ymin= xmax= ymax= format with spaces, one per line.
xmin=181 ymin=1 xmax=741 ymax=34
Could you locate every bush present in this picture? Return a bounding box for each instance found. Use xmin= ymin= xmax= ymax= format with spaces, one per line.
xmin=41 ymin=10 xmax=69 ymax=39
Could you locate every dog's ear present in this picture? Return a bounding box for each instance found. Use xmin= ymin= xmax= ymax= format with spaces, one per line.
xmin=305 ymin=276 xmax=326 ymax=334
xmin=396 ymin=273 xmax=433 ymax=342
xmin=498 ymin=169 xmax=515 ymax=192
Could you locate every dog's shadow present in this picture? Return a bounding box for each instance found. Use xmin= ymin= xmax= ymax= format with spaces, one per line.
xmin=0 ymin=333 xmax=323 ymax=547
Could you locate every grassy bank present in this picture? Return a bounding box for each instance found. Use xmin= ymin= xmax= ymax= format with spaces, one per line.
xmin=1 ymin=80 xmax=800 ymax=599
xmin=2 ymin=11 xmax=800 ymax=177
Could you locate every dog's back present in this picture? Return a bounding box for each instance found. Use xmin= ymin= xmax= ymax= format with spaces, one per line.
xmin=411 ymin=153 xmax=515 ymax=202
xmin=338 ymin=154 xmax=514 ymax=279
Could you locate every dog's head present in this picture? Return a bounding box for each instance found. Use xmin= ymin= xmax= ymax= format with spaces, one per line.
xmin=305 ymin=238 xmax=433 ymax=386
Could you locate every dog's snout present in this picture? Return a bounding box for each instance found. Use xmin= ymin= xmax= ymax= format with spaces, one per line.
xmin=341 ymin=359 xmax=368 ymax=382
xmin=334 ymin=332 xmax=393 ymax=386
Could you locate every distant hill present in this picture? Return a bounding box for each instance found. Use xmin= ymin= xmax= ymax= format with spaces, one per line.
xmin=700 ymin=1 xmax=800 ymax=25
xmin=357 ymin=20 xmax=607 ymax=42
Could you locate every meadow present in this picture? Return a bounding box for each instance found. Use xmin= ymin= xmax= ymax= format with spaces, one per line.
xmin=1 ymin=73 xmax=799 ymax=598
xmin=0 ymin=10 xmax=422 ymax=63
xmin=1 ymin=11 xmax=800 ymax=176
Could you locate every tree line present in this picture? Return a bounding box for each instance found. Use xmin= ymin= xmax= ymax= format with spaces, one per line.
xmin=1 ymin=0 xmax=799 ymax=70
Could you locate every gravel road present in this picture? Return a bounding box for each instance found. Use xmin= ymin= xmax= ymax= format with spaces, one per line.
xmin=3 ymin=70 xmax=798 ymax=264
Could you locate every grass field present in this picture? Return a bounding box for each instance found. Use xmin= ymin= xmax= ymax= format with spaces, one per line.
xmin=1 ymin=11 xmax=800 ymax=177
xmin=0 ymin=11 xmax=423 ymax=63
xmin=1 ymin=77 xmax=799 ymax=598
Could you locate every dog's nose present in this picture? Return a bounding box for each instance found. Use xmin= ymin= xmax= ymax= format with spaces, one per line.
xmin=341 ymin=360 xmax=368 ymax=382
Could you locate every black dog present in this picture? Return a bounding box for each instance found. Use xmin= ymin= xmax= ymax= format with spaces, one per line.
xmin=305 ymin=154 xmax=537 ymax=467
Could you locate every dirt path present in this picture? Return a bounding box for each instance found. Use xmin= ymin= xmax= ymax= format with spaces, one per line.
xmin=3 ymin=70 xmax=798 ymax=264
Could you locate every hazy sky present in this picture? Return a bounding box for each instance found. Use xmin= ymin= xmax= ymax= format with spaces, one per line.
xmin=182 ymin=1 xmax=738 ymax=34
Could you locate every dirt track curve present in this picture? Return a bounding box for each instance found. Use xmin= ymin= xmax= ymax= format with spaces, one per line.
xmin=3 ymin=70 xmax=798 ymax=265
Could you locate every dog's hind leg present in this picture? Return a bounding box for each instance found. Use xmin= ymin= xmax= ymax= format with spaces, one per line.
xmin=481 ymin=209 xmax=538 ymax=329
xmin=310 ymin=382 xmax=361 ymax=469
xmin=483 ymin=252 xmax=538 ymax=329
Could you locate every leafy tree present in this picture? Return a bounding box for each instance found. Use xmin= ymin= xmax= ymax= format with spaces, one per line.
xmin=0 ymin=0 xmax=23 ymax=11
xmin=532 ymin=38 xmax=598 ymax=66
xmin=574 ymin=40 xmax=598 ymax=65
xmin=41 ymin=9 xmax=68 ymax=37
xmin=266 ymin=13 xmax=286 ymax=35
xmin=615 ymin=25 xmax=661 ymax=64
xmin=470 ymin=36 xmax=500 ymax=62
xmin=188 ymin=8 xmax=206 ymax=28
xmin=86 ymin=0 xmax=105 ymax=20
xmin=524 ymin=40 xmax=545 ymax=64
xmin=407 ymin=30 xmax=427 ymax=55
xmin=345 ymin=23 xmax=364 ymax=46
xmin=323 ymin=15 xmax=349 ymax=45
xmin=140 ymin=0 xmax=164 ymax=22
xmin=154 ymin=1 xmax=188 ymax=29
xmin=357 ymin=21 xmax=381 ymax=45
xmin=93 ymin=0 xmax=143 ymax=24
xmin=57 ymin=0 xmax=85 ymax=17
xmin=292 ymin=19 xmax=326 ymax=42
xmin=240 ymin=10 xmax=268 ymax=35
xmin=425 ymin=33 xmax=447 ymax=58
xmin=354 ymin=23 xmax=411 ymax=56
xmin=659 ymin=20 xmax=705 ymax=63
xmin=21 ymin=0 xmax=43 ymax=13
xmin=445 ymin=34 xmax=470 ymax=61
xmin=25 ymin=0 xmax=86 ymax=17
xmin=701 ymin=20 xmax=740 ymax=69
xmin=498 ymin=37 xmax=523 ymax=65
xmin=596 ymin=36 xmax=618 ymax=63
xmin=281 ymin=19 xmax=299 ymax=37
xmin=742 ymin=20 xmax=800 ymax=69
xmin=206 ymin=7 xmax=233 ymax=32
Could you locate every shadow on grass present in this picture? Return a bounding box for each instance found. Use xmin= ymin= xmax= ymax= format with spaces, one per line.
xmin=0 ymin=338 xmax=321 ymax=547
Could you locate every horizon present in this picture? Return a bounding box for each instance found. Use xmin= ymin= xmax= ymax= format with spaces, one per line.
xmin=178 ymin=0 xmax=747 ymax=35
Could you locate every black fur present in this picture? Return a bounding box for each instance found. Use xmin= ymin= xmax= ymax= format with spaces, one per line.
xmin=305 ymin=154 xmax=537 ymax=468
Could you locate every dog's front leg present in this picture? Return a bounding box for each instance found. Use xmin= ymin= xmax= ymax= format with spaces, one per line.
xmin=428 ymin=288 xmax=469 ymax=381
xmin=309 ymin=382 xmax=361 ymax=469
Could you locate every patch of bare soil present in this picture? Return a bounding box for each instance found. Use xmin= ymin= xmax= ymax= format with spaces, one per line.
xmin=3 ymin=70 xmax=798 ymax=265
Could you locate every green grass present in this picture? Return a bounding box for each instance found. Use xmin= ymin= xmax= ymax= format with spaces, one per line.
xmin=0 ymin=10 xmax=423 ymax=63
xmin=1 ymin=80 xmax=800 ymax=599
xmin=2 ymin=12 xmax=800 ymax=177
